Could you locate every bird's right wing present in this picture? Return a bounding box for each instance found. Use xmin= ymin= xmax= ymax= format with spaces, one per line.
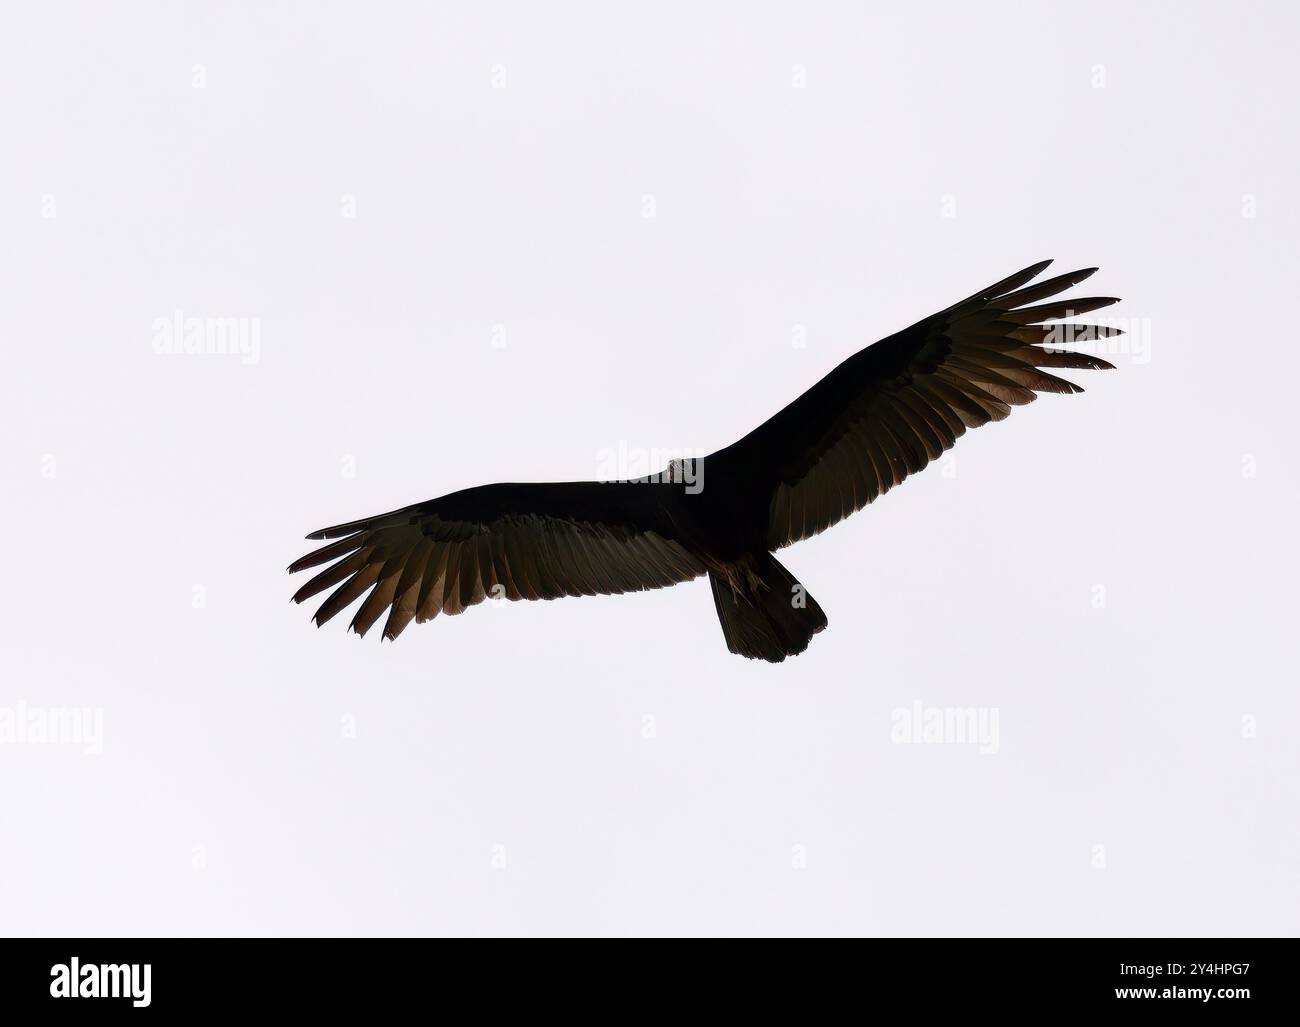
xmin=706 ymin=260 xmax=1120 ymax=549
xmin=288 ymin=481 xmax=707 ymax=641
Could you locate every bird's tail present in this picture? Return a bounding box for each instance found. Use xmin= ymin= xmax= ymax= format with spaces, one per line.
xmin=709 ymin=553 xmax=828 ymax=662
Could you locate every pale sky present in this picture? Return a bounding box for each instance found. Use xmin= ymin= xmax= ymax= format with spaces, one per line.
xmin=2 ymin=0 xmax=1297 ymax=936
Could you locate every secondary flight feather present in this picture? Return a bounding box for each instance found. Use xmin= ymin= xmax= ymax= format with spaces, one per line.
xmin=289 ymin=260 xmax=1119 ymax=661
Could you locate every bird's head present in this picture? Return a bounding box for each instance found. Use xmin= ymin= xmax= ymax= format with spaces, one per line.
xmin=664 ymin=457 xmax=704 ymax=494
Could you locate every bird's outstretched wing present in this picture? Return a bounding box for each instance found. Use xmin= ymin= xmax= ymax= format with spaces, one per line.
xmin=289 ymin=482 xmax=706 ymax=640
xmin=706 ymin=260 xmax=1120 ymax=549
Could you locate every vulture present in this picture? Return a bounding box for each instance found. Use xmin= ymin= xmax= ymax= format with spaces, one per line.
xmin=290 ymin=260 xmax=1119 ymax=662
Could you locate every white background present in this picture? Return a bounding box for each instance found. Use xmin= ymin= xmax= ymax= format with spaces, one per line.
xmin=2 ymin=1 xmax=1297 ymax=936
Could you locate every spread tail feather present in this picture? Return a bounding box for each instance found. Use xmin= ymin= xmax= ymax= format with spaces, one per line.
xmin=709 ymin=554 xmax=827 ymax=662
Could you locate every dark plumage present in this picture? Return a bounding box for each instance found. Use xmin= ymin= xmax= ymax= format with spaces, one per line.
xmin=290 ymin=260 xmax=1118 ymax=661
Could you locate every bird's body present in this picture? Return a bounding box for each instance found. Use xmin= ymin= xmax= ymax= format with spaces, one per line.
xmin=290 ymin=260 xmax=1119 ymax=661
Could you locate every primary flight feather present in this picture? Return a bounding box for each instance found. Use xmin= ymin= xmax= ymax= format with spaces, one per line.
xmin=290 ymin=260 xmax=1119 ymax=661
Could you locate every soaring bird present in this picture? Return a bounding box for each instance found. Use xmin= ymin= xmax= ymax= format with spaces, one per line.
xmin=289 ymin=260 xmax=1118 ymax=661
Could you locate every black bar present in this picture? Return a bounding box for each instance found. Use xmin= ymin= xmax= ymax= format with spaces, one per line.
xmin=0 ymin=938 xmax=1290 ymax=1015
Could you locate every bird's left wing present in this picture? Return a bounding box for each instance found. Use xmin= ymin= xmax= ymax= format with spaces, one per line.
xmin=289 ymin=481 xmax=706 ymax=640
xmin=706 ymin=260 xmax=1120 ymax=549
